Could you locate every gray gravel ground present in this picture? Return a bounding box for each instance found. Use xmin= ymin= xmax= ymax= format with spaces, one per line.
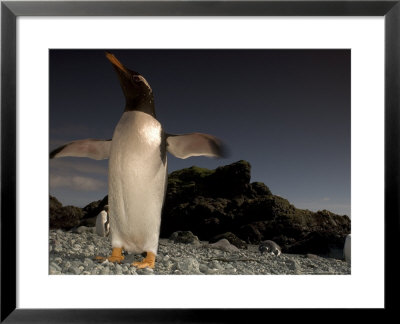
xmin=49 ymin=229 xmax=351 ymax=275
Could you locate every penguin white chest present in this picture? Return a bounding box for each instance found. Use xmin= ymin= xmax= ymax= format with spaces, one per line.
xmin=108 ymin=111 xmax=167 ymax=254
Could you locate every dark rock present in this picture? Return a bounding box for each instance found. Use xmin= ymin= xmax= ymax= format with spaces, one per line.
xmin=209 ymin=232 xmax=247 ymax=249
xmin=306 ymin=254 xmax=320 ymax=260
xmin=50 ymin=195 xmax=62 ymax=212
xmin=173 ymin=258 xmax=200 ymax=273
xmin=161 ymin=196 xmax=232 ymax=240
xmin=208 ymin=160 xmax=251 ymax=197
xmin=161 ymin=161 xmax=350 ymax=255
xmin=82 ymin=199 xmax=101 ymax=214
xmin=250 ymin=182 xmax=272 ymax=197
xmin=287 ymin=260 xmax=301 ymax=272
xmin=49 ymin=195 xmax=108 ymax=230
xmin=237 ymin=223 xmax=264 ymax=244
xmin=209 ymin=239 xmax=239 ymax=253
xmin=82 ymin=195 xmax=108 ymax=220
xmin=165 ymin=160 xmax=251 ymax=201
xmin=169 ymin=231 xmax=200 ymax=245
xmin=79 ymin=216 xmax=97 ymax=227
xmin=283 ymin=231 xmax=346 ymax=255
xmin=50 ymin=204 xmax=84 ymax=230
xmin=235 ymin=197 xmax=277 ymax=223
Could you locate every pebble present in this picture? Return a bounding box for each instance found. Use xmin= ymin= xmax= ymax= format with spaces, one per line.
xmin=50 ymin=262 xmax=62 ymax=271
xmin=287 ymin=260 xmax=301 ymax=271
xmin=209 ymin=239 xmax=240 ymax=253
xmin=199 ymin=264 xmax=209 ymax=273
xmin=137 ymin=268 xmax=154 ymax=275
xmin=49 ymin=265 xmax=61 ymax=274
xmin=208 ymin=260 xmax=224 ymax=270
xmin=174 ymin=258 xmax=200 ymax=273
xmin=204 ymin=268 xmax=220 ymax=275
xmin=49 ymin=229 xmax=351 ymax=276
xmin=68 ymin=266 xmax=81 ymax=275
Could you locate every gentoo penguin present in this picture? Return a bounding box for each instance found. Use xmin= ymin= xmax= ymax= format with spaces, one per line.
xmin=95 ymin=205 xmax=109 ymax=237
xmin=50 ymin=52 xmax=225 ymax=269
xmin=259 ymin=240 xmax=281 ymax=256
xmin=343 ymin=234 xmax=351 ymax=263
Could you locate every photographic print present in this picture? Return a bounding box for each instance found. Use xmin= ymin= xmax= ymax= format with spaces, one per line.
xmin=49 ymin=49 xmax=351 ymax=275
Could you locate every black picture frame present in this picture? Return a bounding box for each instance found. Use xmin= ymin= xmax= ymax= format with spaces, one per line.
xmin=1 ymin=0 xmax=399 ymax=322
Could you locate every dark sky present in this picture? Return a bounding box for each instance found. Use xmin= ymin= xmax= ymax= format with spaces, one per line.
xmin=49 ymin=49 xmax=350 ymax=216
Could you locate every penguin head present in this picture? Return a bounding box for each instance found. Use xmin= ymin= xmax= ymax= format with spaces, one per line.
xmin=259 ymin=244 xmax=270 ymax=254
xmin=105 ymin=52 xmax=155 ymax=117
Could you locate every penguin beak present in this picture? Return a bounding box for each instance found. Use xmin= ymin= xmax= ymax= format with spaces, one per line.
xmin=105 ymin=52 xmax=129 ymax=77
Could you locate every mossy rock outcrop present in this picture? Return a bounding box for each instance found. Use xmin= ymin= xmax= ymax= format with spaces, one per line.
xmin=49 ymin=196 xmax=84 ymax=230
xmin=160 ymin=160 xmax=350 ymax=256
xmin=49 ymin=160 xmax=350 ymax=256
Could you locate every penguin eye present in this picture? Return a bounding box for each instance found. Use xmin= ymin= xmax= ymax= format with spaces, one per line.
xmin=133 ymin=75 xmax=141 ymax=83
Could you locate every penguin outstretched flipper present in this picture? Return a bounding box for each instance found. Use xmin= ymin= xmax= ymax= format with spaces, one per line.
xmin=50 ymin=139 xmax=112 ymax=160
xmin=166 ymin=133 xmax=227 ymax=159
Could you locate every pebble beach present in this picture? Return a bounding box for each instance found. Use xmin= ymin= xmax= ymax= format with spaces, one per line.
xmin=49 ymin=229 xmax=350 ymax=275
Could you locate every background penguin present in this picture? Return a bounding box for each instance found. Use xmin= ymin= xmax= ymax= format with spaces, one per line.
xmin=259 ymin=240 xmax=281 ymax=256
xmin=95 ymin=205 xmax=109 ymax=237
xmin=343 ymin=234 xmax=351 ymax=263
xmin=50 ymin=52 xmax=226 ymax=269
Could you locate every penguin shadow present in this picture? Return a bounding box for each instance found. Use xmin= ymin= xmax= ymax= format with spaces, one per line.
xmin=90 ymin=249 xmax=149 ymax=266
xmin=118 ymin=251 xmax=148 ymax=265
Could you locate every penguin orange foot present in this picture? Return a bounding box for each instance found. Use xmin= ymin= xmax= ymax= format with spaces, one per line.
xmin=95 ymin=247 xmax=125 ymax=263
xmin=132 ymin=251 xmax=155 ymax=269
